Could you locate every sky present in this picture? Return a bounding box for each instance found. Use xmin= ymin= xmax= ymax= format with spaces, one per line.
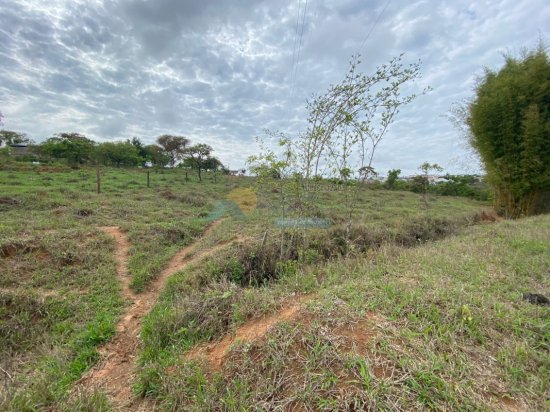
xmin=0 ymin=0 xmax=548 ymax=175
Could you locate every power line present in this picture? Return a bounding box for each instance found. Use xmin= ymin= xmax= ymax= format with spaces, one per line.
xmin=288 ymin=0 xmax=309 ymax=112
xmin=287 ymin=0 xmax=309 ymax=119
xmin=289 ymin=0 xmax=302 ymax=83
xmin=358 ymin=0 xmax=391 ymax=53
xmin=292 ymin=0 xmax=309 ymax=87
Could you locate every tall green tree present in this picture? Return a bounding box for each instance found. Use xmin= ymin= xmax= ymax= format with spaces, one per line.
xmin=183 ymin=143 xmax=213 ymax=181
xmin=385 ymin=169 xmax=401 ymax=190
xmin=467 ymin=44 xmax=550 ymax=217
xmin=97 ymin=141 xmax=141 ymax=167
xmin=143 ymin=144 xmax=170 ymax=168
xmin=40 ymin=132 xmax=96 ymax=165
xmin=156 ymin=135 xmax=189 ymax=167
xmin=128 ymin=137 xmax=148 ymax=165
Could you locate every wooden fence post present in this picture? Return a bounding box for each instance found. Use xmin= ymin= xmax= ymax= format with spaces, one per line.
xmin=147 ymin=170 xmax=150 ymax=188
xmin=96 ymin=167 xmax=101 ymax=194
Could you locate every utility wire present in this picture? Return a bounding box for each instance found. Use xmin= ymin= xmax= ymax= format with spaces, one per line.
xmin=358 ymin=0 xmax=391 ymax=53
xmin=289 ymin=0 xmax=302 ymax=83
xmin=287 ymin=0 xmax=309 ymax=121
xmin=292 ymin=0 xmax=309 ymax=89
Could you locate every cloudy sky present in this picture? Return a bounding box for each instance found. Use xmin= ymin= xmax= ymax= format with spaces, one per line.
xmin=0 ymin=0 xmax=548 ymax=174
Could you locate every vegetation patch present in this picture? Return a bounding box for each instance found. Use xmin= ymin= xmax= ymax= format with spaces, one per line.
xmin=0 ymin=197 xmax=21 ymax=205
xmin=139 ymin=215 xmax=549 ymax=411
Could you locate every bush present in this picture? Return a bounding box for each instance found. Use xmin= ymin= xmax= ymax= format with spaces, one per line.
xmin=467 ymin=44 xmax=550 ymax=217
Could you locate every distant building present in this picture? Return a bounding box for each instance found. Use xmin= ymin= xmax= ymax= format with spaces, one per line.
xmin=9 ymin=144 xmax=30 ymax=156
xmin=398 ymin=175 xmax=449 ymax=184
xmin=364 ymin=175 xmax=386 ymax=184
xmin=428 ymin=175 xmax=449 ymax=184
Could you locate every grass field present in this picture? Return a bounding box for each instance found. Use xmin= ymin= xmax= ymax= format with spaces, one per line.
xmin=1 ymin=167 xmax=548 ymax=411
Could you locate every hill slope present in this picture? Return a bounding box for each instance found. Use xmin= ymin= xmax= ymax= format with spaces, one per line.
xmin=140 ymin=215 xmax=549 ymax=411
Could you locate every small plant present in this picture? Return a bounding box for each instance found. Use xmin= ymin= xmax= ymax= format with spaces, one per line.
xmin=460 ymin=304 xmax=473 ymax=324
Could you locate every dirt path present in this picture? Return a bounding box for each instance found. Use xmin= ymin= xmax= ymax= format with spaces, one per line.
xmin=100 ymin=226 xmax=133 ymax=301
xmin=76 ymin=220 xmax=230 ymax=410
xmin=186 ymin=295 xmax=312 ymax=370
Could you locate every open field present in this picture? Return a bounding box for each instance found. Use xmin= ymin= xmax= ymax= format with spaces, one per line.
xmin=1 ymin=167 xmax=548 ymax=411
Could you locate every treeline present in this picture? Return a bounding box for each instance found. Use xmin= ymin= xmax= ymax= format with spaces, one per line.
xmin=308 ymin=168 xmax=490 ymax=201
xmin=384 ymin=170 xmax=490 ymax=201
xmin=0 ymin=131 xmax=227 ymax=180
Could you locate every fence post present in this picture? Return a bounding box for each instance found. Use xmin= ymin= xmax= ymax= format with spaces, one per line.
xmin=96 ymin=167 xmax=101 ymax=194
xmin=147 ymin=170 xmax=150 ymax=188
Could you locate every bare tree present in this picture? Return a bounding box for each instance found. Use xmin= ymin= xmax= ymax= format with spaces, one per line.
xmin=249 ymin=53 xmax=428 ymax=254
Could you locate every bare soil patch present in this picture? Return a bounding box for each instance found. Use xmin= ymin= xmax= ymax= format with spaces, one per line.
xmin=185 ymin=295 xmax=312 ymax=370
xmin=333 ymin=316 xmax=377 ymax=356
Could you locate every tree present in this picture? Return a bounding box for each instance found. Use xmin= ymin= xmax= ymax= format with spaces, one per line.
xmin=203 ymin=156 xmax=223 ymax=171
xmin=97 ymin=141 xmax=141 ymax=167
xmin=156 ymin=135 xmax=189 ymax=167
xmin=418 ymin=162 xmax=443 ymax=208
xmin=0 ymin=130 xmax=32 ymax=146
xmin=183 ymin=143 xmax=213 ymax=181
xmin=40 ymin=132 xmax=96 ymax=165
xmin=128 ymin=137 xmax=148 ymax=165
xmin=466 ymin=44 xmax=550 ymax=217
xmin=300 ymin=54 xmax=427 ymax=183
xmin=143 ymin=144 xmax=170 ymax=168
xmin=385 ymin=169 xmax=401 ymax=189
xmin=248 ymin=53 xmax=426 ymax=253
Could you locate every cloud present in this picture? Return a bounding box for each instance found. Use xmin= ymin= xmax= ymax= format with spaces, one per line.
xmin=0 ymin=0 xmax=548 ymax=172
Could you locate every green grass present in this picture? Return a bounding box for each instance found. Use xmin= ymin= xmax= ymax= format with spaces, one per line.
xmin=0 ymin=167 xmax=226 ymax=409
xmin=138 ymin=215 xmax=549 ymax=411
xmin=5 ymin=166 xmax=547 ymax=411
xmin=0 ymin=228 xmax=124 ymax=410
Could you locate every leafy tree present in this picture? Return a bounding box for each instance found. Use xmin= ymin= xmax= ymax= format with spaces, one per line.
xmin=432 ymin=174 xmax=490 ymax=201
xmin=385 ymin=169 xmax=401 ymax=190
xmin=183 ymin=143 xmax=214 ymax=181
xmin=97 ymin=141 xmax=141 ymax=167
xmin=0 ymin=130 xmax=32 ymax=146
xmin=128 ymin=137 xmax=148 ymax=164
xmin=202 ymin=156 xmax=223 ymax=172
xmin=143 ymin=144 xmax=170 ymax=168
xmin=156 ymin=135 xmax=189 ymax=167
xmin=40 ymin=132 xmax=96 ymax=165
xmin=409 ymin=175 xmax=428 ymax=194
xmin=467 ymin=44 xmax=550 ymax=217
